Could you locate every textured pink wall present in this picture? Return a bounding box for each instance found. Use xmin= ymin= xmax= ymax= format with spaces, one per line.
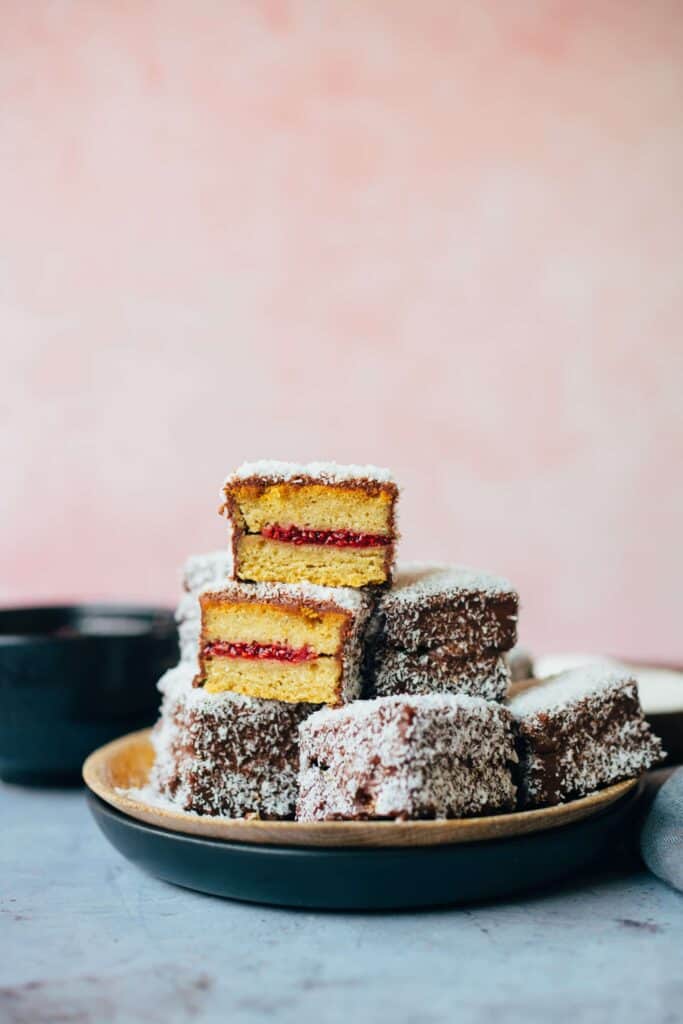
xmin=2 ymin=2 xmax=682 ymax=660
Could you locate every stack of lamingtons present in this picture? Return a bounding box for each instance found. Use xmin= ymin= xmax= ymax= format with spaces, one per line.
xmin=146 ymin=460 xmax=664 ymax=822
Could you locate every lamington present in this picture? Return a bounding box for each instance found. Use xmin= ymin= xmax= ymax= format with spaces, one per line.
xmin=297 ymin=694 xmax=518 ymax=821
xmin=149 ymin=664 xmax=316 ymax=818
xmin=194 ymin=579 xmax=373 ymax=706
xmin=220 ymin=461 xmax=399 ymax=588
xmin=365 ymin=564 xmax=518 ymax=701
xmin=509 ymin=667 xmax=665 ymax=808
xmin=176 ymin=551 xmax=234 ymax=663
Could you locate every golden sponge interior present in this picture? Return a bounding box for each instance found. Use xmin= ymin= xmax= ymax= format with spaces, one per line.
xmin=203 ymin=658 xmax=342 ymax=704
xmin=230 ymin=483 xmax=394 ymax=534
xmin=236 ymin=535 xmax=389 ymax=588
xmin=201 ymin=598 xmax=348 ymax=655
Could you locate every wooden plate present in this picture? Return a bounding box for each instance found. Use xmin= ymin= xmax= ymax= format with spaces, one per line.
xmin=83 ymin=728 xmax=639 ymax=850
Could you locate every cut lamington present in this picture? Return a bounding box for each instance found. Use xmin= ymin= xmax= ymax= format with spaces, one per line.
xmin=149 ymin=664 xmax=316 ymax=818
xmin=509 ymin=667 xmax=665 ymax=809
xmin=220 ymin=461 xmax=399 ymax=588
xmin=176 ymin=551 xmax=233 ymax=663
xmin=194 ymin=579 xmax=373 ymax=706
xmin=365 ymin=564 xmax=518 ymax=701
xmin=297 ymin=694 xmax=518 ymax=821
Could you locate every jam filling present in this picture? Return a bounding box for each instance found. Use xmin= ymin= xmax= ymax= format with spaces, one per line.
xmin=261 ymin=524 xmax=389 ymax=548
xmin=204 ymin=640 xmax=318 ymax=663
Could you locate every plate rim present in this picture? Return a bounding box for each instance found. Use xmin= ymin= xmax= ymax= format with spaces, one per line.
xmin=86 ymin=783 xmax=642 ymax=855
xmin=83 ymin=728 xmax=640 ymax=849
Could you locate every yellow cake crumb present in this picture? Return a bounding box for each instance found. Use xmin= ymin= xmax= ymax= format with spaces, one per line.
xmin=202 ymin=656 xmax=342 ymax=704
xmin=236 ymin=535 xmax=389 ymax=588
xmin=229 ymin=483 xmax=394 ymax=535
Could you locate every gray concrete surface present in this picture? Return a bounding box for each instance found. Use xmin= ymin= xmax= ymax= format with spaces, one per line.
xmin=1 ymin=782 xmax=681 ymax=1024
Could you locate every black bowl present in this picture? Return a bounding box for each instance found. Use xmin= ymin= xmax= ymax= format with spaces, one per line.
xmin=0 ymin=604 xmax=178 ymax=785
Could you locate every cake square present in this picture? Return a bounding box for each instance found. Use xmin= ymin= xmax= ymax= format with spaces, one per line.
xmin=194 ymin=579 xmax=373 ymax=706
xmin=509 ymin=667 xmax=665 ymax=808
xmin=373 ymin=564 xmax=519 ymax=656
xmin=149 ymin=664 xmax=316 ymax=818
xmin=297 ymin=694 xmax=517 ymax=821
xmin=220 ymin=461 xmax=398 ymax=588
xmin=363 ymin=564 xmax=517 ymax=700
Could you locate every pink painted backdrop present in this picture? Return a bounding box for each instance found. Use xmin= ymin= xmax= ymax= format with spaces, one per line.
xmin=2 ymin=2 xmax=682 ymax=660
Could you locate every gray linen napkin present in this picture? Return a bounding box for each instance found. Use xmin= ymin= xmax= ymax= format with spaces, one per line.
xmin=640 ymin=766 xmax=683 ymax=892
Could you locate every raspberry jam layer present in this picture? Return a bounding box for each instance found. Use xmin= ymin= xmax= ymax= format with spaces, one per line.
xmin=262 ymin=524 xmax=389 ymax=548
xmin=204 ymin=640 xmax=318 ymax=663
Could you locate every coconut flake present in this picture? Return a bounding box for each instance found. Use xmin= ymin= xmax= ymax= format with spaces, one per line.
xmin=198 ymin=577 xmax=367 ymax=613
xmin=508 ymin=666 xmax=638 ymax=717
xmin=182 ymin=550 xmax=233 ymax=594
xmin=225 ymin=460 xmax=396 ymax=487
xmin=385 ymin=563 xmax=516 ymax=605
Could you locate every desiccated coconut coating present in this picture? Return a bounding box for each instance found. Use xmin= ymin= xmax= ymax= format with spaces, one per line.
xmin=182 ymin=550 xmax=233 ymax=594
xmin=146 ymin=664 xmax=317 ymax=818
xmin=369 ymin=645 xmax=510 ymax=702
xmin=509 ymin=667 xmax=665 ymax=808
xmin=226 ymin=460 xmax=396 ymax=486
xmin=198 ymin=576 xmax=369 ymax=614
xmin=175 ymin=592 xmax=201 ymax=663
xmin=297 ymin=693 xmax=517 ymax=821
xmin=373 ymin=564 xmax=518 ymax=655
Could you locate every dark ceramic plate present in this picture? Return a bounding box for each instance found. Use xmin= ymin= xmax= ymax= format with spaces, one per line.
xmin=86 ymin=782 xmax=642 ymax=910
xmin=0 ymin=604 xmax=178 ymax=784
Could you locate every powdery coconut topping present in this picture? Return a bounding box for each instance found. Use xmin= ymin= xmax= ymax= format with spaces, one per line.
xmin=384 ymin=564 xmax=516 ymax=606
xmin=305 ymin=691 xmax=500 ymax=729
xmin=197 ymin=577 xmax=368 ymax=613
xmin=182 ymin=550 xmax=233 ymax=594
xmin=175 ymin=593 xmax=202 ymax=663
xmin=225 ymin=460 xmax=396 ymax=487
xmin=509 ymin=666 xmax=638 ymax=717
xmin=157 ymin=662 xmax=204 ymax=701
